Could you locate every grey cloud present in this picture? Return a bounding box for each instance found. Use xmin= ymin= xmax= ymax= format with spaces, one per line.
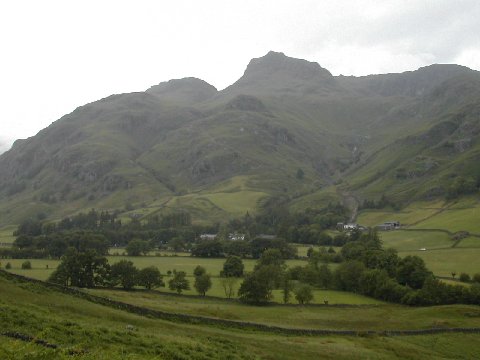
xmin=292 ymin=0 xmax=480 ymax=66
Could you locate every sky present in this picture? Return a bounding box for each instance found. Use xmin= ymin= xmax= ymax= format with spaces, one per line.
xmin=1 ymin=0 xmax=479 ymax=153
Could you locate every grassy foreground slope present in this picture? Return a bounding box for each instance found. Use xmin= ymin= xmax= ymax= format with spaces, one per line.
xmin=86 ymin=287 xmax=480 ymax=331
xmin=2 ymin=273 xmax=480 ymax=359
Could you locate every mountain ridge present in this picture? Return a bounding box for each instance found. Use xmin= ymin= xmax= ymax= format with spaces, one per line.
xmin=1 ymin=51 xmax=479 ymax=225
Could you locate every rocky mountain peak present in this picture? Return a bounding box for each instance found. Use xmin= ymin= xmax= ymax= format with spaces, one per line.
xmin=243 ymin=51 xmax=332 ymax=81
xmin=146 ymin=77 xmax=217 ymax=104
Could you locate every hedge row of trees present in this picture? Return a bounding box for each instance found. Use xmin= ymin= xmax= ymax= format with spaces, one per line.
xmin=47 ymin=248 xmax=218 ymax=296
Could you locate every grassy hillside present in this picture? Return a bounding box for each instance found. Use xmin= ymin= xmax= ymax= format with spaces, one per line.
xmin=2 ymin=272 xmax=480 ymax=359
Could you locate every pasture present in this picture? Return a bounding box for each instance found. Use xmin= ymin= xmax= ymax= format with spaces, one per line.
xmin=356 ymin=200 xmax=446 ymax=227
xmin=399 ymin=248 xmax=480 ymax=278
xmin=381 ymin=230 xmax=453 ymax=252
xmin=2 ymin=272 xmax=480 ymax=359
xmin=412 ymin=206 xmax=480 ymax=233
xmin=85 ymin=288 xmax=480 ymax=331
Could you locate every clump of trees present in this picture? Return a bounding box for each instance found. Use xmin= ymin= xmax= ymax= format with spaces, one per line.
xmin=446 ymin=176 xmax=478 ymax=199
xmin=235 ymin=228 xmax=480 ymax=306
xmin=360 ymin=194 xmax=399 ymax=210
xmin=48 ymin=248 xmax=164 ymax=291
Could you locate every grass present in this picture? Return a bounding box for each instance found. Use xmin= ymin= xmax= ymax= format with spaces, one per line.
xmin=0 ymin=225 xmax=16 ymax=245
xmin=399 ymin=248 xmax=480 ymax=277
xmin=3 ymin=269 xmax=480 ymax=358
xmin=356 ymin=200 xmax=446 ymax=227
xmin=4 ymin=256 xmax=338 ymax=302
xmin=381 ymin=230 xmax=453 ymax=252
xmin=412 ymin=206 xmax=480 ymax=233
xmin=85 ymin=287 xmax=480 ymax=331
xmin=457 ymin=236 xmax=480 ymax=248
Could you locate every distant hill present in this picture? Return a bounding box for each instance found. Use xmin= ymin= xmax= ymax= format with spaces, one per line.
xmin=0 ymin=137 xmax=12 ymax=155
xmin=1 ymin=51 xmax=479 ymax=225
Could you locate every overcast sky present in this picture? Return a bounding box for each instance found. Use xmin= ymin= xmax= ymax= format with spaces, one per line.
xmin=1 ymin=0 xmax=479 ymax=153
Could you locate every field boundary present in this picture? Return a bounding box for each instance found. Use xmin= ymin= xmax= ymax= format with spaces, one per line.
xmin=3 ymin=270 xmax=480 ymax=338
xmin=0 ymin=331 xmax=58 ymax=349
xmin=87 ymin=286 xmax=380 ymax=308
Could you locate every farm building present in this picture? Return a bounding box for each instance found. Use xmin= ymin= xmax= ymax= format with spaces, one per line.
xmin=376 ymin=221 xmax=400 ymax=231
xmin=228 ymin=233 xmax=245 ymax=241
xmin=337 ymin=223 xmax=368 ymax=231
xmin=199 ymin=233 xmax=217 ymax=240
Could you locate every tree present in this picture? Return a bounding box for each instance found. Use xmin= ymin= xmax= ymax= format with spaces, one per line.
xmin=396 ymin=256 xmax=431 ymax=289
xmin=473 ymin=273 xmax=480 ymax=284
xmin=255 ymin=248 xmax=285 ymax=269
xmin=21 ymin=261 xmax=32 ymax=269
xmin=48 ymin=248 xmax=109 ymax=288
xmin=238 ymin=267 xmax=275 ymax=304
xmin=459 ymin=273 xmax=471 ymax=283
xmin=169 ymin=237 xmax=185 ymax=253
xmin=221 ymin=256 xmax=244 ymax=277
xmin=281 ymin=276 xmax=294 ymax=304
xmin=169 ymin=271 xmax=190 ymax=294
xmin=194 ymin=273 xmax=212 ymax=296
xmin=191 ymin=240 xmax=223 ymax=257
xmin=110 ymin=260 xmax=138 ymax=290
xmin=220 ymin=277 xmax=238 ymax=298
xmin=193 ymin=265 xmax=206 ymax=277
xmin=318 ymin=264 xmax=333 ymax=288
xmin=137 ymin=266 xmax=164 ymax=290
xmin=250 ymin=238 xmax=296 ymax=259
xmin=334 ymin=261 xmax=366 ymax=292
xmin=5 ymin=262 xmax=11 ymax=269
xmin=126 ymin=239 xmax=152 ymax=256
xmin=294 ymin=284 xmax=314 ymax=304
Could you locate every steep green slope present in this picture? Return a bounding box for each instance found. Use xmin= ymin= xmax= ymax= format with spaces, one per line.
xmin=1 ymin=51 xmax=479 ymax=225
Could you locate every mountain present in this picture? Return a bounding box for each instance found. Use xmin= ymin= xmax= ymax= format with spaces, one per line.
xmin=1 ymin=51 xmax=479 ymax=225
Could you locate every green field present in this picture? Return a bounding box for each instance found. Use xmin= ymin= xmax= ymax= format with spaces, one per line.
xmin=2 ymin=272 xmax=480 ymax=359
xmin=85 ymin=288 xmax=480 ymax=331
xmin=357 ymin=200 xmax=447 ymax=227
xmin=399 ymin=248 xmax=480 ymax=278
xmin=457 ymin=236 xmax=480 ymax=248
xmin=355 ymin=197 xmax=480 ymax=277
xmin=381 ymin=230 xmax=454 ymax=251
xmin=4 ymin=256 xmax=341 ymax=303
xmin=0 ymin=225 xmax=15 ymax=245
xmin=413 ymin=206 xmax=480 ymax=233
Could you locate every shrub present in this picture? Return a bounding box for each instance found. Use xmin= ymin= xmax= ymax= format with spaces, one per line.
xmin=294 ymin=284 xmax=314 ymax=305
xmin=459 ymin=273 xmax=471 ymax=283
xmin=168 ymin=271 xmax=190 ymax=294
xmin=221 ymin=256 xmax=244 ymax=277
xmin=137 ymin=266 xmax=164 ymax=290
xmin=193 ymin=265 xmax=206 ymax=277
xmin=473 ymin=273 xmax=480 ymax=284
xmin=21 ymin=261 xmax=32 ymax=269
xmin=5 ymin=262 xmax=11 ymax=269
xmin=194 ymin=273 xmax=212 ymax=296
